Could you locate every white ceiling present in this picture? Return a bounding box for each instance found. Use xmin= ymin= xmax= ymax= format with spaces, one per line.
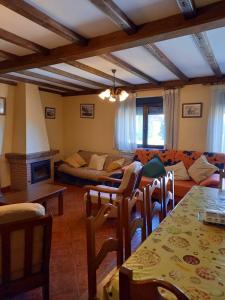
xmin=155 ymin=35 xmax=214 ymax=78
xmin=0 ymin=0 xmax=223 ymax=93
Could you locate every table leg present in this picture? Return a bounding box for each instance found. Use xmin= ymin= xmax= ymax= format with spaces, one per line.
xmin=58 ymin=191 xmax=64 ymax=215
xmin=42 ymin=201 xmax=47 ymax=212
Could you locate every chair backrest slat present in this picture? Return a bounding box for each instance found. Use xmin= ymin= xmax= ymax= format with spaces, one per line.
xmin=1 ymin=231 xmax=11 ymax=284
xmin=24 ymin=226 xmax=33 ymax=276
xmin=0 ymin=215 xmax=52 ymax=298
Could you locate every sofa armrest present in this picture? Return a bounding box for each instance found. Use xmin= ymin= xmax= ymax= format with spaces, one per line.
xmin=98 ymin=176 xmax=122 ymax=183
xmin=84 ymin=185 xmax=123 ymax=194
xmin=199 ymin=173 xmax=220 ymax=187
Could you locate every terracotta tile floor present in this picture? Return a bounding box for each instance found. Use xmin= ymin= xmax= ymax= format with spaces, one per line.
xmin=10 ymin=184 xmax=160 ymax=300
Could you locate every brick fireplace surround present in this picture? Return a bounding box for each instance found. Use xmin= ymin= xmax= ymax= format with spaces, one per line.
xmin=5 ymin=150 xmax=59 ymax=190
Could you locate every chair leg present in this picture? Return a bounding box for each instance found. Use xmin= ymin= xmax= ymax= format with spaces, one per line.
xmin=140 ymin=201 xmax=146 ymax=242
xmin=42 ymin=283 xmax=49 ymax=300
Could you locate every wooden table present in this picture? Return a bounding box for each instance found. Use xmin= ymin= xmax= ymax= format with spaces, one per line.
xmin=0 ymin=183 xmax=67 ymax=215
xmin=105 ymin=186 xmax=225 ymax=300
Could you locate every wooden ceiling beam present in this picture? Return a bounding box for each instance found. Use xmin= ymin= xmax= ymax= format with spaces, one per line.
xmin=39 ymin=87 xmax=65 ymax=95
xmin=101 ymin=53 xmax=159 ymax=84
xmin=176 ymin=0 xmax=197 ymax=18
xmin=0 ymin=77 xmax=18 ymax=86
xmin=0 ymin=50 xmax=18 ymax=60
xmin=0 ymin=28 xmax=48 ymax=54
xmin=89 ymin=0 xmax=137 ymax=34
xmin=0 ymin=0 xmax=87 ymax=45
xmin=0 ymin=74 xmax=74 ymax=92
xmin=144 ymin=44 xmax=188 ymax=81
xmin=0 ymin=1 xmax=225 ymax=73
xmin=17 ymin=70 xmax=92 ymax=90
xmin=62 ymin=75 xmax=225 ymax=96
xmin=41 ymin=66 xmax=110 ymax=89
xmin=192 ymin=32 xmax=222 ymax=77
xmin=177 ymin=0 xmax=222 ymax=77
xmin=66 ymin=60 xmax=131 ymax=86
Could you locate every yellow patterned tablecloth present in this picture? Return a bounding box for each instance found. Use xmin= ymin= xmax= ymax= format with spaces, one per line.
xmin=106 ymin=186 xmax=225 ymax=300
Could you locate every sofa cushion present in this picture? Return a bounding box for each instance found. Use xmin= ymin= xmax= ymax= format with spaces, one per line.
xmin=65 ymin=152 xmax=86 ymax=168
xmin=143 ymin=156 xmax=166 ymax=178
xmin=173 ymin=180 xmax=196 ymax=199
xmin=106 ymin=158 xmax=125 ymax=172
xmin=104 ymin=153 xmax=133 ymax=170
xmin=89 ymin=154 xmax=108 ymax=171
xmin=165 ymin=161 xmax=190 ymax=181
xmin=134 ymin=149 xmax=176 ymax=166
xmin=188 ymin=155 xmax=218 ymax=184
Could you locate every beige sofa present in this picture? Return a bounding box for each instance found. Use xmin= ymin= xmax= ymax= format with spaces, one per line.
xmin=57 ymin=150 xmax=133 ymax=184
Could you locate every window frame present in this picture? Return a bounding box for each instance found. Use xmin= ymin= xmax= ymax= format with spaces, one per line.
xmin=136 ymin=97 xmax=164 ymax=149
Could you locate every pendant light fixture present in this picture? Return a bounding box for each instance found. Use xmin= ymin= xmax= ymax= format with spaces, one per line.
xmin=98 ymin=69 xmax=129 ymax=102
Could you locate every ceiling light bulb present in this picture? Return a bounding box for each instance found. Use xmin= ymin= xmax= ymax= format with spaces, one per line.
xmin=104 ymin=89 xmax=111 ymax=98
xmin=109 ymin=96 xmax=116 ymax=102
xmin=119 ymin=90 xmax=129 ymax=101
xmin=99 ymin=91 xmax=106 ymax=100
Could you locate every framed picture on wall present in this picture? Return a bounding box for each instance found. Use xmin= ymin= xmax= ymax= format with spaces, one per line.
xmin=182 ymin=103 xmax=203 ymax=118
xmin=80 ymin=104 xmax=95 ymax=119
xmin=0 ymin=97 xmax=6 ymax=115
xmin=45 ymin=107 xmax=56 ymax=119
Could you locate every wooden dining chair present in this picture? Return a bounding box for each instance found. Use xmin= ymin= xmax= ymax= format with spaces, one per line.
xmin=86 ymin=203 xmax=123 ymax=300
xmin=162 ymin=171 xmax=175 ymax=217
xmin=143 ymin=177 xmax=163 ymax=235
xmin=85 ymin=161 xmax=146 ymax=259
xmin=144 ymin=171 xmax=175 ymax=236
xmin=219 ymin=169 xmax=225 ymax=189
xmin=0 ymin=203 xmax=52 ymax=299
xmin=119 ymin=266 xmax=189 ymax=300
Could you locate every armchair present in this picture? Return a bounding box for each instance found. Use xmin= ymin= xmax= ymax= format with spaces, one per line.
xmin=84 ymin=161 xmax=146 ymax=258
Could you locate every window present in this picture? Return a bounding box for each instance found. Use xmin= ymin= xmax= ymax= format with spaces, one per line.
xmin=136 ymin=97 xmax=165 ymax=148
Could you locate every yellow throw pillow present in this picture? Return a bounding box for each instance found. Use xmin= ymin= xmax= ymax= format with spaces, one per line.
xmin=65 ymin=156 xmax=81 ymax=168
xmin=73 ymin=152 xmax=86 ymax=167
xmin=65 ymin=152 xmax=86 ymax=168
xmin=106 ymin=158 xmax=125 ymax=172
xmin=89 ymin=154 xmax=107 ymax=171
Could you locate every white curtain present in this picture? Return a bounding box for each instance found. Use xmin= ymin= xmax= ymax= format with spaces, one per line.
xmin=207 ymin=85 xmax=225 ymax=152
xmin=163 ymin=88 xmax=180 ymax=150
xmin=114 ymin=93 xmax=136 ymax=152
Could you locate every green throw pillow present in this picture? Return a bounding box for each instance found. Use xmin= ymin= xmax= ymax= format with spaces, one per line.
xmin=143 ymin=155 xmax=166 ymax=178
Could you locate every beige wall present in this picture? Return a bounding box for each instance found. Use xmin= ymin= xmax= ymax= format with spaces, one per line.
xmin=26 ymin=84 xmax=50 ymax=153
xmin=0 ymin=82 xmax=213 ymax=187
xmin=63 ymin=84 xmax=212 ymax=158
xmin=63 ymin=95 xmax=116 ymax=156
xmin=0 ymin=83 xmax=16 ymax=187
xmin=40 ymin=91 xmax=64 ymax=160
xmin=0 ymin=84 xmax=63 ymax=187
xmin=178 ymin=85 xmax=211 ymax=151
